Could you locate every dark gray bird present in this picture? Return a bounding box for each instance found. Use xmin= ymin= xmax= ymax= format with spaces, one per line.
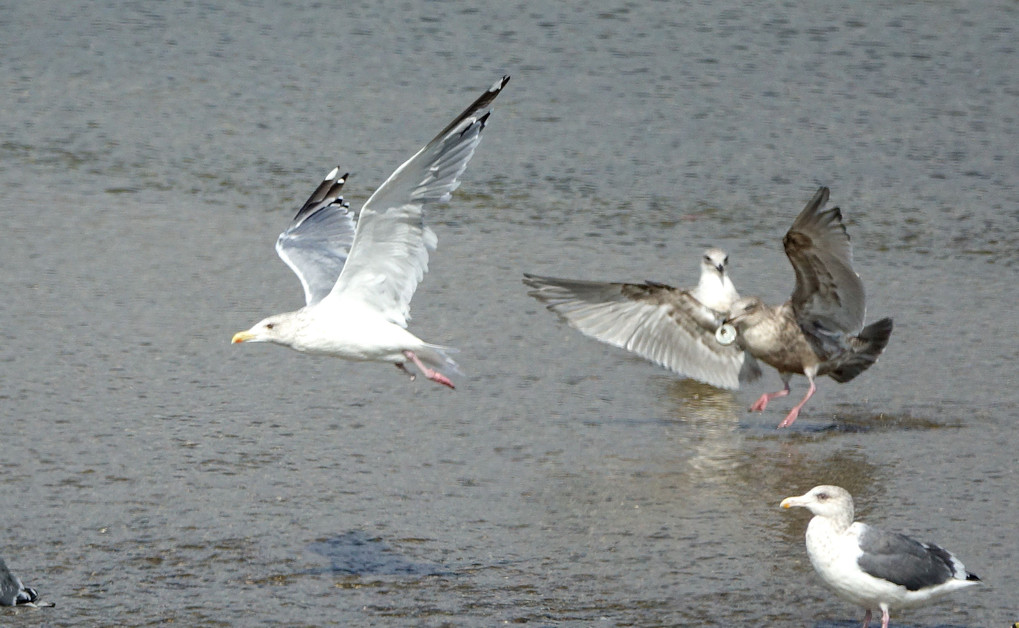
xmin=0 ymin=556 xmax=53 ymax=608
xmin=721 ymin=187 xmax=892 ymax=427
xmin=781 ymin=485 xmax=980 ymax=628
xmin=524 ymin=248 xmax=761 ymax=390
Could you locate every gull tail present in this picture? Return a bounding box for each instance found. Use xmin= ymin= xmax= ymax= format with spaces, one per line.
xmin=827 ymin=317 xmax=893 ymax=383
xmin=416 ymin=343 xmax=463 ymax=377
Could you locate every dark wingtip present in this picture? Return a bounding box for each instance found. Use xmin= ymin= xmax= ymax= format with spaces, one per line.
xmin=492 ymin=75 xmax=511 ymax=92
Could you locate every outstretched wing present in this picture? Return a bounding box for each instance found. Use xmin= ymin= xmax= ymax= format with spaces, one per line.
xmin=326 ymin=76 xmax=510 ymax=326
xmin=783 ymin=187 xmax=866 ymax=344
xmin=275 ymin=167 xmax=356 ymax=306
xmin=524 ymin=274 xmax=760 ymax=390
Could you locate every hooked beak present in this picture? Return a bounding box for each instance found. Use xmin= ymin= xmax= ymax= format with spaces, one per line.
xmin=780 ymin=495 xmax=807 ymax=509
xmin=232 ymin=331 xmax=255 ymax=344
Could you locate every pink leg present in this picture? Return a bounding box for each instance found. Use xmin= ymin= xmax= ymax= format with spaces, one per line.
xmin=402 ymin=350 xmax=455 ymax=389
xmin=862 ymin=609 xmax=871 ymax=628
xmin=880 ymin=607 xmax=890 ymax=628
xmin=777 ymin=377 xmax=816 ymax=428
xmin=750 ymin=383 xmax=789 ymax=412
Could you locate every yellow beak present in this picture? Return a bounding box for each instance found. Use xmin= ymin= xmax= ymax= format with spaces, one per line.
xmin=232 ymin=331 xmax=254 ymax=344
xmin=780 ymin=496 xmax=804 ymax=509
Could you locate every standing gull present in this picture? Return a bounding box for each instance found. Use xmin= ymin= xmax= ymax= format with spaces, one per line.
xmin=0 ymin=556 xmax=53 ymax=608
xmin=781 ymin=485 xmax=980 ymax=628
xmin=719 ymin=187 xmax=893 ymax=427
xmin=232 ymin=76 xmax=509 ymax=389
xmin=523 ymin=249 xmax=761 ymax=390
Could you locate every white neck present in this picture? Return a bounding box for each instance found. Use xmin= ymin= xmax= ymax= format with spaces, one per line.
xmin=692 ymin=270 xmax=739 ymax=311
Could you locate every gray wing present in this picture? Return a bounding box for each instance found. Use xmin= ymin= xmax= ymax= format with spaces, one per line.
xmin=275 ymin=167 xmax=357 ymax=306
xmin=326 ymin=77 xmax=509 ymax=326
xmin=0 ymin=557 xmax=35 ymax=606
xmin=524 ymin=274 xmax=761 ymax=390
xmin=783 ymin=187 xmax=866 ymax=346
xmin=856 ymin=524 xmax=958 ymax=591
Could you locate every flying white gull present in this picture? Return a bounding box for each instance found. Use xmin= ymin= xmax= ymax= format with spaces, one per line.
xmin=781 ymin=485 xmax=980 ymax=628
xmin=0 ymin=556 xmax=53 ymax=608
xmin=718 ymin=187 xmax=893 ymax=427
xmin=524 ymin=248 xmax=762 ymax=390
xmin=232 ymin=76 xmax=509 ymax=389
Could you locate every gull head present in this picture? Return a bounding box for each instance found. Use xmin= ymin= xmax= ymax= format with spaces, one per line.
xmin=724 ymin=296 xmax=767 ymax=328
xmin=700 ymin=247 xmax=729 ymax=277
xmin=232 ymin=314 xmax=295 ymax=346
xmin=781 ymin=485 xmax=855 ymax=524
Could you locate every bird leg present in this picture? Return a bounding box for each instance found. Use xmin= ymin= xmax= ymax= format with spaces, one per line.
xmin=402 ymin=350 xmax=455 ymax=389
xmin=880 ymin=606 xmax=890 ymax=628
xmin=749 ymin=383 xmax=789 ymax=412
xmin=861 ymin=609 xmax=871 ymax=628
xmin=777 ymin=375 xmax=816 ymax=428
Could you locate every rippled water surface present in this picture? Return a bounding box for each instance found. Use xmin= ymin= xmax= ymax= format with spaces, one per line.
xmin=1 ymin=1 xmax=1016 ymax=625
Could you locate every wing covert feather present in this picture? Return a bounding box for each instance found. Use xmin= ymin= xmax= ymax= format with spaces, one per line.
xmin=275 ymin=167 xmax=356 ymax=306
xmin=327 ymin=77 xmax=509 ymax=325
xmin=524 ymin=274 xmax=759 ymax=389
xmin=784 ymin=187 xmax=866 ymax=339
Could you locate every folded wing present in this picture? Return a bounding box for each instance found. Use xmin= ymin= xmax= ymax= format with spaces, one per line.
xmin=524 ymin=274 xmax=760 ymax=389
xmin=0 ymin=557 xmax=36 ymax=606
xmin=855 ymin=525 xmax=959 ymax=591
xmin=327 ymin=76 xmax=509 ymax=326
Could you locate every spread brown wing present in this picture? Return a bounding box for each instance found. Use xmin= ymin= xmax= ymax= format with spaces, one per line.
xmin=524 ymin=274 xmax=760 ymax=389
xmin=783 ymin=187 xmax=866 ymax=343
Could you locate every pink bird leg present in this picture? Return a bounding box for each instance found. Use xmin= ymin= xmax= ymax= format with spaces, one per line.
xmin=402 ymin=350 xmax=455 ymax=389
xmin=750 ymin=383 xmax=790 ymax=412
xmin=777 ymin=377 xmax=817 ymax=428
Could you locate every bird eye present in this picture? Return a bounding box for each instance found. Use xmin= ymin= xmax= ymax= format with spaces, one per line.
xmin=816 ymin=492 xmax=828 ymax=501
xmin=265 ymin=323 xmax=275 ymax=330
xmin=723 ymin=256 xmax=729 ymax=265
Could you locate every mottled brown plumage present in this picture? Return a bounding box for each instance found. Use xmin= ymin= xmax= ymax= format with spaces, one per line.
xmin=724 ymin=188 xmax=893 ymax=427
xmin=525 ymin=249 xmax=761 ymax=389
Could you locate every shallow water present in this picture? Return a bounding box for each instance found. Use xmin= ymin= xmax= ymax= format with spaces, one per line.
xmin=1 ymin=1 xmax=1016 ymax=625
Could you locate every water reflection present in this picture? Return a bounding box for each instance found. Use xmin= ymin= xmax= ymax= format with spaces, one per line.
xmin=659 ymin=378 xmax=746 ymax=480
xmin=306 ymin=531 xmax=448 ymax=577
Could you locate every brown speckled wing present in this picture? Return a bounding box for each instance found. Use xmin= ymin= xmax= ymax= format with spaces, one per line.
xmin=783 ymin=187 xmax=866 ymax=342
xmin=524 ymin=274 xmax=760 ymax=389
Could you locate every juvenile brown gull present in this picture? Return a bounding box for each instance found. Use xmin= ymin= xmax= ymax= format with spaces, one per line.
xmin=0 ymin=556 xmax=53 ymax=608
xmin=232 ymin=76 xmax=509 ymax=389
xmin=719 ymin=187 xmax=893 ymax=427
xmin=524 ymin=248 xmax=761 ymax=390
xmin=781 ymin=485 xmax=980 ymax=628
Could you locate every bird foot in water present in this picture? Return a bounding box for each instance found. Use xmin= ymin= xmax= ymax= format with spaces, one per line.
xmin=750 ymin=387 xmax=789 ymax=412
xmin=776 ymin=408 xmax=801 ymax=429
xmin=750 ymin=395 xmax=770 ymax=412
